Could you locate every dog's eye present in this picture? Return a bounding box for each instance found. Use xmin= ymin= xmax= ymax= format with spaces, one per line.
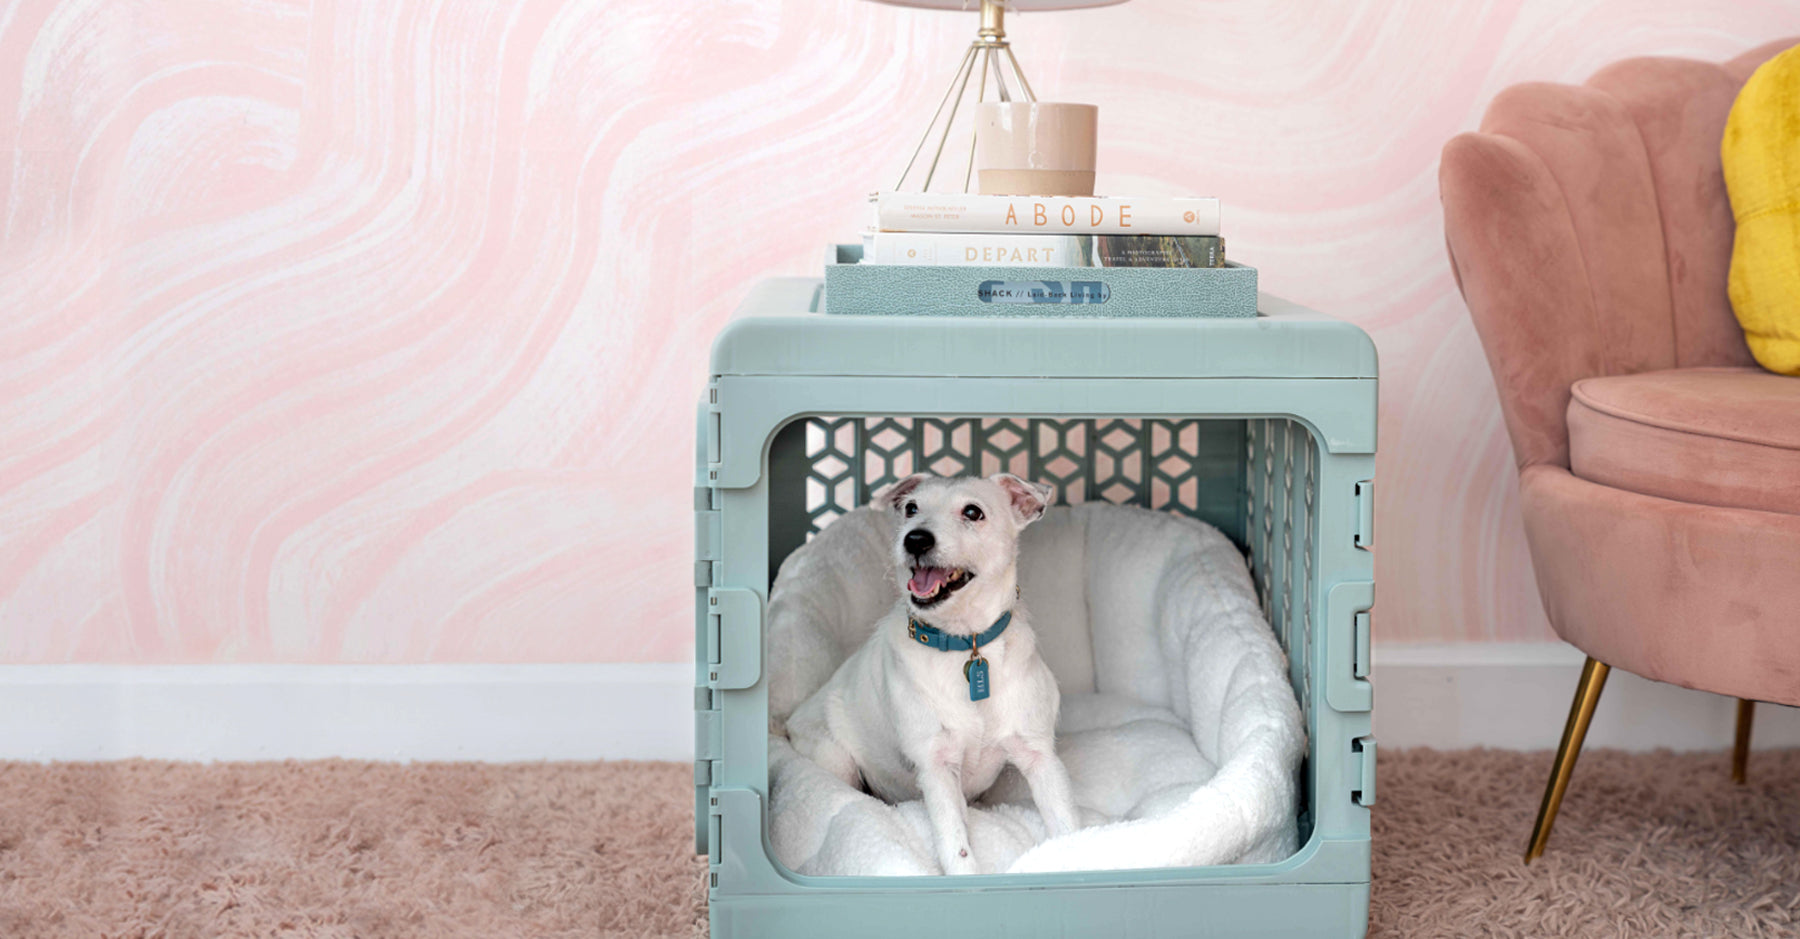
xmin=962 ymin=504 xmax=984 ymax=522
xmin=904 ymin=501 xmax=918 ymax=518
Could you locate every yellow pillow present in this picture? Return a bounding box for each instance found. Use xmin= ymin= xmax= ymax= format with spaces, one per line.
xmin=1722 ymin=43 xmax=1800 ymax=376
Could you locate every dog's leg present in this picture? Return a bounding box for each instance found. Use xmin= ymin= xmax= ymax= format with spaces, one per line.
xmin=818 ymin=743 xmax=863 ymax=794
xmin=806 ymin=736 xmax=864 ymax=791
xmin=917 ymin=741 xmax=979 ymax=875
xmin=1004 ymin=735 xmax=1081 ymax=839
xmin=788 ymin=720 xmax=866 ymax=794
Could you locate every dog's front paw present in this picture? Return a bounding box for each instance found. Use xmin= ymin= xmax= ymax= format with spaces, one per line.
xmin=941 ymin=844 xmax=980 ymax=876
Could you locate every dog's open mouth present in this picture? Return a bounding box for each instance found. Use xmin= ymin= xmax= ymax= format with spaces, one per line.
xmin=907 ymin=565 xmax=974 ymax=608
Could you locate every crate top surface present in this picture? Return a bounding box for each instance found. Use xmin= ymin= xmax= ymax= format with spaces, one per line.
xmin=711 ymin=278 xmax=1378 ymax=380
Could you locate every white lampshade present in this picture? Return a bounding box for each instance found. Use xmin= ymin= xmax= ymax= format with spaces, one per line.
xmin=868 ymin=1 xmax=1126 ymax=8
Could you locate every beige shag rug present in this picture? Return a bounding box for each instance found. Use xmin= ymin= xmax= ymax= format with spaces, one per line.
xmin=0 ymin=749 xmax=1795 ymax=937
xmin=1372 ymin=748 xmax=1800 ymax=938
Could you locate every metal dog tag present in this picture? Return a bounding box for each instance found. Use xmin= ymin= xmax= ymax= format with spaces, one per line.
xmin=964 ymin=655 xmax=990 ymax=701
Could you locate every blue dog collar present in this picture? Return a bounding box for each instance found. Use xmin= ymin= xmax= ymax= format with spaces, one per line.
xmin=906 ymin=610 xmax=1012 ymax=652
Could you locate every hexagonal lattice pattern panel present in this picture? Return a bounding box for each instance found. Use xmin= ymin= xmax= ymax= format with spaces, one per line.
xmin=797 ymin=416 xmax=1297 ymax=539
xmin=1243 ymin=417 xmax=1316 ymax=702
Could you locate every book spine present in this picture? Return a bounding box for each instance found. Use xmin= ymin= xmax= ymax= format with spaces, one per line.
xmin=862 ymin=231 xmax=1087 ymax=267
xmin=874 ymin=192 xmax=1221 ymax=236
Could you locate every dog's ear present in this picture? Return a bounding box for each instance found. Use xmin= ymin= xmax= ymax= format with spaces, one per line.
xmin=877 ymin=473 xmax=928 ymax=512
xmin=992 ymin=474 xmax=1054 ymax=525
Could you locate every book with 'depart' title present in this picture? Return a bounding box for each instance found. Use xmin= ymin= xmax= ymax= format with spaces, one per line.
xmin=861 ymin=230 xmax=1086 ymax=266
xmin=872 ymin=191 xmax=1221 ymax=236
xmin=862 ymin=231 xmax=1225 ymax=268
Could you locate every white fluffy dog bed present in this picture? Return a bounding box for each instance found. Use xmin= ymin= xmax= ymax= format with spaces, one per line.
xmin=766 ymin=502 xmax=1306 ymax=876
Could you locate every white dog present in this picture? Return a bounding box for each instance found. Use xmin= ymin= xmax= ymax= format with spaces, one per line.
xmin=786 ymin=473 xmax=1081 ymax=875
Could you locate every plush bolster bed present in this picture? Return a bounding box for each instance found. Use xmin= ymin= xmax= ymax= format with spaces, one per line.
xmin=765 ymin=502 xmax=1305 ymax=876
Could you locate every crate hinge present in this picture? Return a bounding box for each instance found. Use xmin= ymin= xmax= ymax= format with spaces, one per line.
xmin=693 ymin=686 xmax=719 ymax=834
xmin=705 ymin=587 xmax=763 ymax=689
xmin=691 ymin=489 xmax=720 ymax=554
xmin=692 ymin=695 xmax=721 ymax=855
xmin=693 ymin=685 xmax=718 ymax=772
xmin=1352 ymin=735 xmax=1377 ymax=806
xmin=1353 ymin=479 xmax=1375 ymax=550
xmin=694 ymin=706 xmax=721 ymax=761
xmin=691 ymin=500 xmax=720 ymax=590
xmin=693 ymin=687 xmax=719 ymax=816
xmin=694 ymin=491 xmax=720 ymax=588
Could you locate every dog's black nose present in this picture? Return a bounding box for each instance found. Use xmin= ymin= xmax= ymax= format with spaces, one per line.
xmin=903 ymin=529 xmax=935 ymax=557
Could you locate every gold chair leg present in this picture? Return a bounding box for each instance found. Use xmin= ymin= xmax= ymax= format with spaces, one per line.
xmin=1732 ymin=698 xmax=1755 ymax=784
xmin=1524 ymin=656 xmax=1610 ymax=864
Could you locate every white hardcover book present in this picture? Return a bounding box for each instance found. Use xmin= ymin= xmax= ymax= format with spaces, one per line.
xmin=872 ymin=191 xmax=1221 ymax=236
xmin=861 ymin=230 xmax=1086 ymax=266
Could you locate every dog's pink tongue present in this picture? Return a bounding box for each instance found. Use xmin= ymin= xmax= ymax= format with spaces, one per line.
xmin=908 ymin=567 xmax=948 ymax=598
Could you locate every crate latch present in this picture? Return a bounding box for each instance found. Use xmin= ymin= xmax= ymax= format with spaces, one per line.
xmin=1324 ymin=581 xmax=1375 ymax=713
xmin=1353 ymin=479 xmax=1375 ymax=550
xmin=1353 ymin=735 xmax=1377 ymax=806
xmin=707 ymin=787 xmax=769 ymax=892
xmin=706 ymin=587 xmax=763 ymax=690
xmin=1353 ymin=610 xmax=1372 ymax=679
xmin=704 ymin=381 xmax=723 ymax=486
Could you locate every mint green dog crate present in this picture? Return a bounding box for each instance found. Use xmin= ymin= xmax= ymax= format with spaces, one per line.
xmin=695 ymin=278 xmax=1377 ymax=937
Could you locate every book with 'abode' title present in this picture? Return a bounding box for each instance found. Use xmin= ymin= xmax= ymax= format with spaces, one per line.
xmin=872 ymin=191 xmax=1221 ymax=236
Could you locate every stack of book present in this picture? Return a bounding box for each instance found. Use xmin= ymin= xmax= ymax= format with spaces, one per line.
xmin=862 ymin=191 xmax=1226 ymax=269
xmin=825 ymin=190 xmax=1250 ymax=317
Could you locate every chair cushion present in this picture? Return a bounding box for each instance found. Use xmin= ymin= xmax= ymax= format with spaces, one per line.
xmin=1722 ymin=42 xmax=1800 ymax=375
xmin=1568 ymin=367 xmax=1800 ymax=515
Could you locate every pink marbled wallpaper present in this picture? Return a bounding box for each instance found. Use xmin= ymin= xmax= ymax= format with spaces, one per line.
xmin=1 ymin=1 xmax=1796 ymax=663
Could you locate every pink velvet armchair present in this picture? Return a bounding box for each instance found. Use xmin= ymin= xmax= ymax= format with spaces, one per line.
xmin=1440 ymin=39 xmax=1800 ymax=863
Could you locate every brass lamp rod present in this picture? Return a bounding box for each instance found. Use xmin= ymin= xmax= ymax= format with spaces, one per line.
xmin=894 ymin=0 xmax=1038 ymax=192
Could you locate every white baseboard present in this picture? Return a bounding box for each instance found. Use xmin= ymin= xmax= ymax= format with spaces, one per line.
xmin=1372 ymin=643 xmax=1800 ymax=752
xmin=0 ymin=664 xmax=694 ymax=762
xmin=0 ymin=648 xmax=1793 ymax=762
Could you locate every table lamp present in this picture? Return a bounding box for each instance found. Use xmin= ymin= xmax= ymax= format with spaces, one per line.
xmin=872 ymin=0 xmax=1128 ymax=192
